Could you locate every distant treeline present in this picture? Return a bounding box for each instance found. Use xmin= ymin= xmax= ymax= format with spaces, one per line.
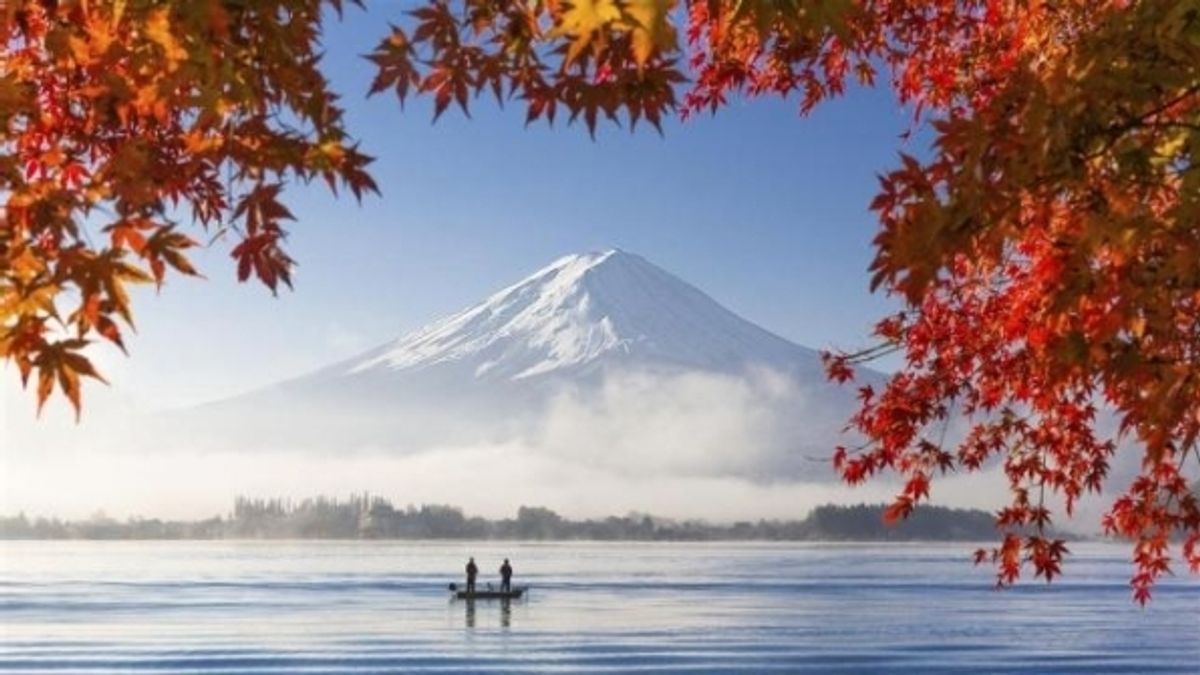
xmin=0 ymin=496 xmax=1007 ymax=541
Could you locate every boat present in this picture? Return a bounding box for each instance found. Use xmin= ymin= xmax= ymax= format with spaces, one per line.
xmin=448 ymin=582 xmax=526 ymax=600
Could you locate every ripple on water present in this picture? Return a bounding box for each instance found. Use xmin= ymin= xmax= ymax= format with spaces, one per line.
xmin=1 ymin=541 xmax=1197 ymax=673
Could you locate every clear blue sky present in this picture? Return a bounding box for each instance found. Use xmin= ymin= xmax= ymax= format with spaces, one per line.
xmin=11 ymin=5 xmax=917 ymax=418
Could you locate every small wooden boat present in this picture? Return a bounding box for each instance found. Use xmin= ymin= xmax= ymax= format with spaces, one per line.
xmin=448 ymin=583 xmax=526 ymax=600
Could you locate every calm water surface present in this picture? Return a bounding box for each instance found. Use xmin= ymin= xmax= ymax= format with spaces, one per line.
xmin=1 ymin=541 xmax=1197 ymax=673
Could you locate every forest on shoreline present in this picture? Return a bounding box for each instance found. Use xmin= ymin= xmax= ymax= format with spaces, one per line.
xmin=1 ymin=496 xmax=1019 ymax=542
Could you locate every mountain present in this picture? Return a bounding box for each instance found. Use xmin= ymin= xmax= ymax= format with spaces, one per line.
xmin=333 ymin=249 xmax=825 ymax=382
xmin=174 ymin=250 xmax=867 ymax=480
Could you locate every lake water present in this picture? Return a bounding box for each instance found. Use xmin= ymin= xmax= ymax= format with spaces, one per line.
xmin=1 ymin=541 xmax=1197 ymax=673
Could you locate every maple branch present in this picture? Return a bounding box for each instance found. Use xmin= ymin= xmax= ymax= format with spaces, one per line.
xmin=1036 ymin=443 xmax=1048 ymax=539
xmin=842 ymin=340 xmax=902 ymax=364
xmin=804 ymin=439 xmax=872 ymax=464
xmin=1110 ymin=84 xmax=1200 ymax=134
xmin=1072 ymin=84 xmax=1200 ymax=167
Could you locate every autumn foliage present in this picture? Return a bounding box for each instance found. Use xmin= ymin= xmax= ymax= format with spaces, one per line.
xmin=1 ymin=0 xmax=377 ymax=415
xmin=3 ymin=1 xmax=1199 ymax=600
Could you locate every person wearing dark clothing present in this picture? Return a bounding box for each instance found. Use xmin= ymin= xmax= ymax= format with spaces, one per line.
xmin=465 ymin=557 xmax=478 ymax=593
xmin=499 ymin=558 xmax=513 ymax=592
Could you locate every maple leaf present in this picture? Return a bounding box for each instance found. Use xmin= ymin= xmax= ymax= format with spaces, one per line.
xmin=144 ymin=8 xmax=188 ymax=68
xmin=550 ymin=0 xmax=624 ymax=64
xmin=367 ymin=26 xmax=420 ymax=103
xmin=31 ymin=339 xmax=107 ymax=420
xmin=623 ymin=0 xmax=677 ymax=66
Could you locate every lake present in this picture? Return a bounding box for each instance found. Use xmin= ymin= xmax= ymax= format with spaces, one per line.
xmin=1 ymin=541 xmax=1197 ymax=673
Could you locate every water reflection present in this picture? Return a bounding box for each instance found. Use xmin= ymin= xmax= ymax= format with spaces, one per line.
xmin=461 ymin=597 xmax=514 ymax=630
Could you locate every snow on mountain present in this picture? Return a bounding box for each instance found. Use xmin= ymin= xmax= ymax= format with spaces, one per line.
xmin=338 ymin=249 xmax=822 ymax=382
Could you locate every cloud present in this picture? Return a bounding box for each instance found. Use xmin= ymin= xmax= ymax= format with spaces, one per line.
xmin=533 ymin=367 xmax=840 ymax=481
xmin=0 ymin=442 xmax=892 ymax=522
xmin=0 ymin=365 xmax=1026 ymax=523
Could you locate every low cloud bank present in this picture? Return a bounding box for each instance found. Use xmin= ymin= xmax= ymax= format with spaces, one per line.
xmin=3 ymin=366 xmax=1029 ymax=523
xmin=534 ymin=367 xmax=844 ymax=480
xmin=1 ymin=444 xmax=897 ymax=521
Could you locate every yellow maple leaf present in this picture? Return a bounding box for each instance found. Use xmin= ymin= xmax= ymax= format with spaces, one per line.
xmin=550 ymin=0 xmax=623 ymax=64
xmin=145 ymin=8 xmax=188 ymax=68
xmin=622 ymin=0 xmax=676 ymax=66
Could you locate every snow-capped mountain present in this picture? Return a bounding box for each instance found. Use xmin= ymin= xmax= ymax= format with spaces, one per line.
xmin=335 ymin=249 xmax=822 ymax=382
xmin=178 ymin=250 xmax=865 ymax=480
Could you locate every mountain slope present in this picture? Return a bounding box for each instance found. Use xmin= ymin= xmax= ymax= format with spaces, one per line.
xmin=175 ymin=250 xmax=864 ymax=480
xmin=327 ymin=249 xmax=823 ymax=382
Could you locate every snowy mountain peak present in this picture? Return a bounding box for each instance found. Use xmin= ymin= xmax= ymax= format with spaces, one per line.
xmin=344 ymin=249 xmax=815 ymax=381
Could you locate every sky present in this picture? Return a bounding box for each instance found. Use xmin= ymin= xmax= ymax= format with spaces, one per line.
xmin=1 ymin=6 xmax=933 ymax=520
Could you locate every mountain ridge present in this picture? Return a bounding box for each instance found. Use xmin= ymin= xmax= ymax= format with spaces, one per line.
xmin=321 ymin=248 xmax=823 ymax=385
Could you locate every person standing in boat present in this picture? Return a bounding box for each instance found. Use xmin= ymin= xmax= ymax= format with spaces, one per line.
xmin=499 ymin=558 xmax=513 ymax=593
xmin=465 ymin=557 xmax=478 ymax=593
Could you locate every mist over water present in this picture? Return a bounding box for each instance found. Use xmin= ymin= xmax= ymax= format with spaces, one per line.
xmin=2 ymin=541 xmax=1197 ymax=673
xmin=2 ymin=361 xmax=1110 ymax=532
xmin=2 ymin=365 xmax=884 ymax=521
